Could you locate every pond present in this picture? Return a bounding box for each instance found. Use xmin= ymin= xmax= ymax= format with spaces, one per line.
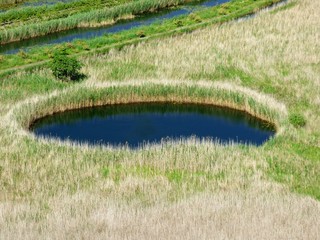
xmin=30 ymin=103 xmax=276 ymax=148
xmin=0 ymin=0 xmax=230 ymax=54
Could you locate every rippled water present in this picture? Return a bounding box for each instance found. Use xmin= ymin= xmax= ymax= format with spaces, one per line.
xmin=31 ymin=103 xmax=276 ymax=148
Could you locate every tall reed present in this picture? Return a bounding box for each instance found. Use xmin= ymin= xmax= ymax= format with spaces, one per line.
xmin=0 ymin=0 xmax=129 ymax=26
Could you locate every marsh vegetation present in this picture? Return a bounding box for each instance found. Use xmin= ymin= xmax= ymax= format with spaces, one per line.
xmin=0 ymin=0 xmax=282 ymax=72
xmin=0 ymin=0 xmax=319 ymax=239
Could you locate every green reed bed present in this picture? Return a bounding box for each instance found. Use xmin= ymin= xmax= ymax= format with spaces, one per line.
xmin=0 ymin=0 xmax=192 ymax=44
xmin=0 ymin=0 xmax=132 ymax=27
xmin=11 ymin=83 xmax=284 ymax=131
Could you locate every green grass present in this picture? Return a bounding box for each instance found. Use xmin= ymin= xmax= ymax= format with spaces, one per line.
xmin=289 ymin=113 xmax=306 ymax=127
xmin=267 ymin=143 xmax=320 ymax=200
xmin=0 ymin=73 xmax=69 ymax=103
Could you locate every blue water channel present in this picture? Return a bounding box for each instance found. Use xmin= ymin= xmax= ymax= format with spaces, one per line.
xmin=0 ymin=0 xmax=230 ymax=54
xmin=31 ymin=103 xmax=276 ymax=148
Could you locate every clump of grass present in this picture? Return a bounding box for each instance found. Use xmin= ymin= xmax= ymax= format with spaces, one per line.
xmin=289 ymin=113 xmax=306 ymax=128
xmin=174 ymin=19 xmax=184 ymax=27
xmin=136 ymin=30 xmax=146 ymax=38
xmin=189 ymin=13 xmax=202 ymax=22
xmin=17 ymin=50 xmax=28 ymax=59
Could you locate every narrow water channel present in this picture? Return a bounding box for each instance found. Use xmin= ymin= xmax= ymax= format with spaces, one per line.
xmin=30 ymin=103 xmax=276 ymax=148
xmin=0 ymin=0 xmax=230 ymax=54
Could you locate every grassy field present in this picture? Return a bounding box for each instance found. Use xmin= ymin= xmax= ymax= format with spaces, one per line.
xmin=0 ymin=0 xmax=319 ymax=238
xmin=0 ymin=0 xmax=283 ymax=72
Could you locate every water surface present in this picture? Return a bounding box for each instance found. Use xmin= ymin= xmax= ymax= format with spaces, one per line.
xmin=31 ymin=103 xmax=276 ymax=148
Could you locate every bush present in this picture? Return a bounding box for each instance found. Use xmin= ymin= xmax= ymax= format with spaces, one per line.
xmin=49 ymin=49 xmax=84 ymax=81
xmin=174 ymin=19 xmax=183 ymax=27
xmin=136 ymin=30 xmax=146 ymax=38
xmin=289 ymin=113 xmax=306 ymax=128
xmin=18 ymin=50 xmax=28 ymax=59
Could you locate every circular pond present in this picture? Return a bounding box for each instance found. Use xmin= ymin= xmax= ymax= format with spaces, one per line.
xmin=30 ymin=103 xmax=276 ymax=148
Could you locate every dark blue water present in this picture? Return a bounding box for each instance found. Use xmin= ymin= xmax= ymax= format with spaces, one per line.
xmin=31 ymin=103 xmax=276 ymax=148
xmin=0 ymin=0 xmax=230 ymax=54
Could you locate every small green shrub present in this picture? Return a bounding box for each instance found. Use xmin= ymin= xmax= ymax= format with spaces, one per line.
xmin=289 ymin=113 xmax=306 ymax=127
xmin=48 ymin=49 xmax=85 ymax=81
xmin=82 ymin=44 xmax=90 ymax=51
xmin=189 ymin=13 xmax=202 ymax=23
xmin=166 ymin=170 xmax=184 ymax=184
xmin=101 ymin=167 xmax=110 ymax=178
xmin=218 ymin=8 xmax=228 ymax=15
xmin=174 ymin=19 xmax=184 ymax=27
xmin=18 ymin=50 xmax=28 ymax=59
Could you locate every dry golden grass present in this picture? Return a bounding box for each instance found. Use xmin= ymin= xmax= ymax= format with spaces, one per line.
xmin=0 ymin=0 xmax=320 ymax=239
xmin=1 ymin=189 xmax=320 ymax=239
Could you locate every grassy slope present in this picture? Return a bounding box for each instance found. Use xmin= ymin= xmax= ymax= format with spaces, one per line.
xmin=0 ymin=0 xmax=319 ymax=238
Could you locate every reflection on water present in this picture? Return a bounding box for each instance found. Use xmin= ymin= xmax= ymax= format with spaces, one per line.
xmin=31 ymin=103 xmax=276 ymax=148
